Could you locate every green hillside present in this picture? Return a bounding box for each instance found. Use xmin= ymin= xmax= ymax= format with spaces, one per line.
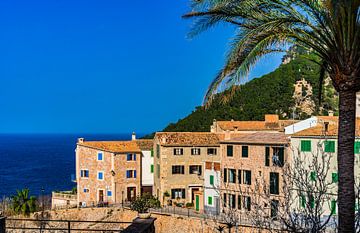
xmin=144 ymin=55 xmax=338 ymax=138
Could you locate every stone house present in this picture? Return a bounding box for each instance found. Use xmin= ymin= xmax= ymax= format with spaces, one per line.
xmin=76 ymin=138 xmax=143 ymax=207
xmin=220 ymin=132 xmax=290 ymax=217
xmin=153 ymin=132 xmax=221 ymax=207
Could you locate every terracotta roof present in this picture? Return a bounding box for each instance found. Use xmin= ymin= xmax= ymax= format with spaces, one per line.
xmin=217 ymin=120 xmax=297 ymax=131
xmin=292 ymin=118 xmax=360 ymax=137
xmin=78 ymin=141 xmax=141 ymax=153
xmin=155 ymin=132 xmax=220 ymax=146
xmin=223 ymin=132 xmax=289 ymax=145
xmin=135 ymin=139 xmax=154 ymax=150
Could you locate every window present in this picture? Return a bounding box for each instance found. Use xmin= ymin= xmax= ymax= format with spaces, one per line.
xmin=355 ymin=141 xmax=360 ymax=154
xmin=156 ymin=144 xmax=160 ymax=158
xmin=171 ymin=189 xmax=185 ymax=199
xmin=242 ymin=146 xmax=249 ymax=157
xmin=207 ymin=148 xmax=217 ymax=155
xmin=309 ymin=195 xmax=315 ymax=209
xmin=310 ymin=171 xmax=317 ymax=181
xmin=97 ymin=152 xmax=103 ymax=161
xmin=157 ymin=164 xmax=160 ymax=178
xmin=98 ymin=172 xmax=104 ymax=180
xmin=273 ymin=147 xmax=284 ymax=167
xmin=191 ymin=148 xmax=201 ymax=155
xmin=270 ymin=172 xmax=279 ymax=194
xmin=332 ymin=172 xmax=338 ymax=183
xmin=265 ymin=147 xmax=270 ymax=166
xmin=210 ymin=175 xmax=214 ymax=185
xmin=243 ymin=170 xmax=251 ymax=185
xmin=331 ymin=200 xmax=337 ymax=214
xmin=230 ymin=194 xmax=236 ymax=209
xmin=126 ymin=170 xmax=137 ymax=178
xmin=208 ymin=196 xmax=213 ymax=205
xmin=237 ymin=195 xmax=242 ymax=210
xmin=173 ymin=148 xmax=183 ymax=155
xmin=223 ymin=168 xmax=227 ymax=182
xmin=271 ymin=200 xmax=279 ymax=218
xmin=223 ymin=193 xmax=227 ymax=207
xmin=229 ymin=169 xmax=236 ymax=183
xmin=300 ymin=194 xmax=306 ymax=208
xmin=324 ymin=141 xmax=335 ymax=153
xmin=151 ymin=149 xmax=154 ymax=157
xmin=301 ymin=140 xmax=311 ymax=152
xmin=227 ymin=145 xmax=233 ymax=157
xmin=127 ymin=153 xmax=136 ymax=161
xmin=80 ymin=170 xmax=89 ymax=178
xmin=150 ymin=164 xmax=154 ymax=173
xmin=83 ymin=188 xmax=89 ymax=193
xmin=244 ymin=196 xmax=251 ymax=211
xmin=107 ymin=191 xmax=112 ymax=197
xmin=172 ymin=165 xmax=185 ymax=174
xmin=238 ymin=170 xmax=242 ymax=184
xmin=189 ymin=165 xmax=202 ymax=175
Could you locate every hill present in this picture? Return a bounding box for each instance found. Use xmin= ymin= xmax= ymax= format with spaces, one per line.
xmin=144 ymin=55 xmax=338 ymax=138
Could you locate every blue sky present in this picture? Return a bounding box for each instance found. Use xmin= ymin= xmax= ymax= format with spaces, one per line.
xmin=0 ymin=0 xmax=283 ymax=134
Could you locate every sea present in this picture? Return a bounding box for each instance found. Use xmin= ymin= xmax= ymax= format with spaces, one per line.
xmin=0 ymin=133 xmax=139 ymax=198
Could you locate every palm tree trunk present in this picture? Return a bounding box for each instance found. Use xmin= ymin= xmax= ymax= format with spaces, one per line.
xmin=338 ymin=89 xmax=356 ymax=233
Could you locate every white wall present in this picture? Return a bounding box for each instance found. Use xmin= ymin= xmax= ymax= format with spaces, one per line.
xmin=285 ymin=116 xmax=318 ymax=135
xmin=204 ymin=168 xmax=220 ymax=210
xmin=141 ymin=150 xmax=154 ymax=186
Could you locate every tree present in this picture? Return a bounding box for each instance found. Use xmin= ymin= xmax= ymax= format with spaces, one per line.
xmin=184 ymin=1 xmax=360 ymax=231
xmin=11 ymin=189 xmax=37 ymax=216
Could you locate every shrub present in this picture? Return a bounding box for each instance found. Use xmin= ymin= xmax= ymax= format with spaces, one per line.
xmin=185 ymin=202 xmax=194 ymax=208
xmin=130 ymin=194 xmax=160 ymax=213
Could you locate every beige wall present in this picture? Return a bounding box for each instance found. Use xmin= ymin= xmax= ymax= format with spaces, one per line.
xmin=153 ymin=140 xmax=220 ymax=204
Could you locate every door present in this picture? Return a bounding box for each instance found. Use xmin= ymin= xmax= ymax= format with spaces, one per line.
xmin=191 ymin=188 xmax=199 ymax=203
xmin=127 ymin=187 xmax=136 ymax=201
xmin=195 ymin=195 xmax=199 ymax=211
xmin=98 ymin=190 xmax=104 ymax=203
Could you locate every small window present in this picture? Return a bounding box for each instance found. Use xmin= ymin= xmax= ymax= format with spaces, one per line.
xmin=80 ymin=170 xmax=89 ymax=178
xmin=324 ymin=141 xmax=335 ymax=153
xmin=223 ymin=193 xmax=227 ymax=207
xmin=301 ymin=140 xmax=311 ymax=152
xmin=107 ymin=191 xmax=112 ymax=197
xmin=310 ymin=171 xmax=317 ymax=181
xmin=156 ymin=144 xmax=160 ymax=158
xmin=98 ymin=172 xmax=104 ymax=180
xmin=230 ymin=194 xmax=236 ymax=209
xmin=171 ymin=189 xmax=185 ymax=199
xmin=210 ymin=175 xmax=214 ymax=185
xmin=270 ymin=172 xmax=279 ymax=194
xmin=208 ymin=196 xmax=213 ymax=205
xmin=172 ymin=165 xmax=185 ymax=174
xmin=227 ymin=145 xmax=233 ymax=157
xmin=191 ymin=148 xmax=201 ymax=155
xmin=207 ymin=148 xmax=217 ymax=155
xmin=173 ymin=148 xmax=184 ymax=155
xmin=332 ymin=172 xmax=338 ymax=183
xmin=271 ymin=200 xmax=279 ymax=218
xmin=243 ymin=170 xmax=251 ymax=185
xmin=242 ymin=146 xmax=249 ymax=158
xmin=97 ymin=152 xmax=103 ymax=161
xmin=238 ymin=170 xmax=242 ymax=184
xmin=127 ymin=153 xmax=136 ymax=161
xmin=150 ymin=164 xmax=154 ymax=173
xmin=83 ymin=188 xmax=89 ymax=193
xmin=237 ymin=195 xmax=241 ymax=210
xmin=189 ymin=165 xmax=202 ymax=175
xmin=229 ymin=169 xmax=236 ymax=183
xmin=126 ymin=170 xmax=137 ymax=178
xmin=265 ymin=147 xmax=270 ymax=166
xmin=223 ymin=168 xmax=227 ymax=183
xmin=243 ymin=196 xmax=251 ymax=211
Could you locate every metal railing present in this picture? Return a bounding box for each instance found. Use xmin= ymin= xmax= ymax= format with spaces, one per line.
xmin=3 ymin=218 xmax=132 ymax=232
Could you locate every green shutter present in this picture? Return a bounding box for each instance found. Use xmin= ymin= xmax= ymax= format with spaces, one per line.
xmin=324 ymin=141 xmax=335 ymax=153
xmin=331 ymin=200 xmax=337 ymax=214
xmin=301 ymin=140 xmax=311 ymax=152
xmin=151 ymin=164 xmax=154 ymax=173
xmin=310 ymin=171 xmax=317 ymax=181
xmin=300 ymin=195 xmax=306 ymax=208
xmin=310 ymin=195 xmax=315 ymax=209
xmin=151 ymin=149 xmax=154 ymax=157
xmin=332 ymin=173 xmax=338 ymax=183
xmin=208 ymin=196 xmax=213 ymax=205
xmin=355 ymin=142 xmax=360 ymax=154
xmin=210 ymin=175 xmax=214 ymax=185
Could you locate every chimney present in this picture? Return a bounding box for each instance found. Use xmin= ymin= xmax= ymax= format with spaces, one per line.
xmin=78 ymin=138 xmax=84 ymax=143
xmin=234 ymin=126 xmax=238 ymax=132
xmin=132 ymin=132 xmax=136 ymax=141
xmin=328 ymin=110 xmax=334 ymax=117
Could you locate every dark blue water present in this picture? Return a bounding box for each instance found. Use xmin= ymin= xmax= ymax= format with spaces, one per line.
xmin=0 ymin=134 xmax=137 ymax=197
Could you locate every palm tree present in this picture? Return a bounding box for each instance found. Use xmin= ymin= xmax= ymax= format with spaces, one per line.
xmin=183 ymin=1 xmax=360 ymax=232
xmin=11 ymin=189 xmax=37 ymax=216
